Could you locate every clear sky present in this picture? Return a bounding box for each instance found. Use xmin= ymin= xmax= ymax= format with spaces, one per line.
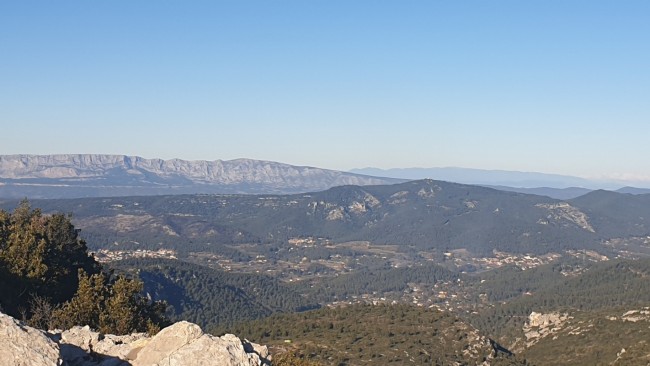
xmin=1 ymin=1 xmax=648 ymax=183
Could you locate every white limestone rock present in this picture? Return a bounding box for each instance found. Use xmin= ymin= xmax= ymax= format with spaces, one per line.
xmin=132 ymin=321 xmax=269 ymax=366
xmin=0 ymin=154 xmax=399 ymax=195
xmin=0 ymin=311 xmax=269 ymax=366
xmin=0 ymin=312 xmax=61 ymax=366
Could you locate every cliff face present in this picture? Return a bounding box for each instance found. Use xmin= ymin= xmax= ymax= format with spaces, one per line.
xmin=0 ymin=154 xmax=403 ymax=198
xmin=0 ymin=312 xmax=269 ymax=366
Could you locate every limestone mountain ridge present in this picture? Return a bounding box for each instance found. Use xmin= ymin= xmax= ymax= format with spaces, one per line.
xmin=0 ymin=154 xmax=404 ymax=198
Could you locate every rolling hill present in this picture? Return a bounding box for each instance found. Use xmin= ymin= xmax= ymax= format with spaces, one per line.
xmin=4 ymin=179 xmax=650 ymax=259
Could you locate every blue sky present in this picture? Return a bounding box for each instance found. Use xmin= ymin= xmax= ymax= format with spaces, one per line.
xmin=1 ymin=1 xmax=648 ymax=183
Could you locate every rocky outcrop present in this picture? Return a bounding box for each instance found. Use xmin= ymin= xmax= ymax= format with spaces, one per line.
xmin=0 ymin=312 xmax=269 ymax=366
xmin=522 ymin=311 xmax=571 ymax=347
xmin=51 ymin=325 xmax=149 ymax=365
xmin=0 ymin=154 xmax=403 ymax=198
xmin=620 ymin=307 xmax=650 ymax=323
xmin=535 ymin=202 xmax=595 ymax=232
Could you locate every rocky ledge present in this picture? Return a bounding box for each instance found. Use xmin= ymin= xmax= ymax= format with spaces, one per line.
xmin=0 ymin=312 xmax=270 ymax=366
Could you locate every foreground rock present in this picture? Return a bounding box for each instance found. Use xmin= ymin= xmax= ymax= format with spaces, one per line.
xmin=128 ymin=321 xmax=269 ymax=366
xmin=0 ymin=313 xmax=61 ymax=366
xmin=0 ymin=312 xmax=269 ymax=366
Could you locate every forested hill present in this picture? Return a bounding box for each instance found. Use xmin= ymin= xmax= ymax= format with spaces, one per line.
xmin=467 ymin=257 xmax=650 ymax=365
xmin=110 ymin=258 xmax=319 ymax=329
xmin=471 ymin=257 xmax=650 ymax=338
xmin=4 ymin=179 xmax=650 ymax=256
xmin=568 ymin=189 xmax=650 ymax=238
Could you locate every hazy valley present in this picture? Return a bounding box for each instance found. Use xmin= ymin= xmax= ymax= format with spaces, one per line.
xmin=5 ymin=1 xmax=648 ymax=364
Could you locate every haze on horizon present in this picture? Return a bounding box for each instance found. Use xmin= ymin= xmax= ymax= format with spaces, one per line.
xmin=1 ymin=1 xmax=649 ymax=184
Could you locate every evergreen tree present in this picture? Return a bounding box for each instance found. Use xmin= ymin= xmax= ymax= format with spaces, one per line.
xmin=0 ymin=200 xmax=100 ymax=314
xmin=0 ymin=201 xmax=167 ymax=334
xmin=51 ymin=270 xmax=106 ymax=330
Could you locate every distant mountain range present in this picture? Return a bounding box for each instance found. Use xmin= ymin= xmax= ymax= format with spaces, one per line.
xmin=350 ymin=167 xmax=599 ymax=188
xmin=350 ymin=167 xmax=650 ymax=199
xmin=0 ymin=154 xmax=404 ymax=198
xmin=2 ymin=155 xmax=649 ymax=200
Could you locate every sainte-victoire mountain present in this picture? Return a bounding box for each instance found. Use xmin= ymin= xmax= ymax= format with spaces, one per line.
xmin=0 ymin=154 xmax=404 ymax=198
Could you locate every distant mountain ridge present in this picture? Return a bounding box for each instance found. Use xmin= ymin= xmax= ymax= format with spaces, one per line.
xmin=351 ymin=166 xmax=650 ymax=199
xmin=0 ymin=154 xmax=404 ymax=198
xmin=483 ymin=186 xmax=595 ymax=200
xmin=349 ymin=166 xmax=641 ymax=190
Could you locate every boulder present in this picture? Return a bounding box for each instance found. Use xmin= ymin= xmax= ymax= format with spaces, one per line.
xmin=0 ymin=312 xmax=61 ymax=366
xmin=131 ymin=321 xmax=269 ymax=366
